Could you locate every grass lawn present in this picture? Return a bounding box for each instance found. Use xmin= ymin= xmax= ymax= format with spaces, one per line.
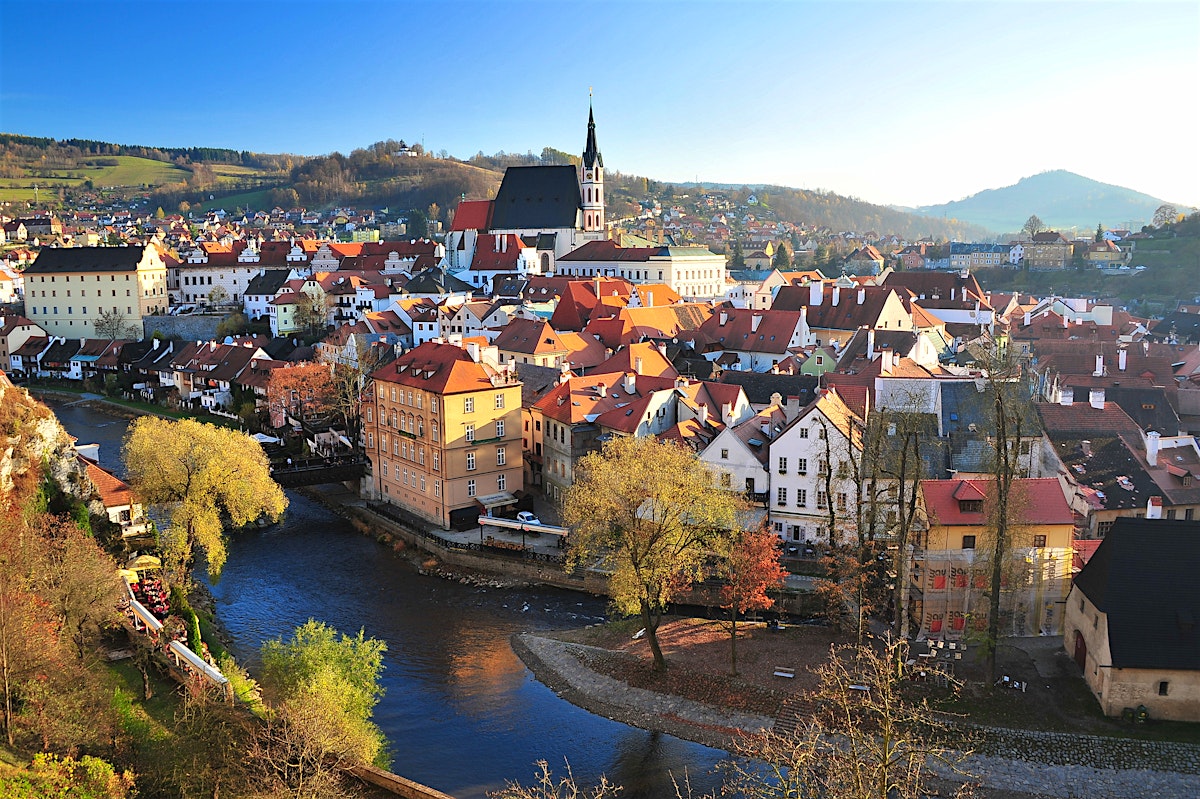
xmin=194 ymin=187 xmax=277 ymax=212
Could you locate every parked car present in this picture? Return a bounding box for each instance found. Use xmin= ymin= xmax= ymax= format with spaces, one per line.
xmin=516 ymin=511 xmax=541 ymax=526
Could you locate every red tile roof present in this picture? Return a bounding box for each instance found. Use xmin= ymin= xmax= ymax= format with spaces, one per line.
xmin=370 ymin=340 xmax=509 ymax=395
xmin=921 ymin=478 xmax=1074 ymax=527
xmin=450 ymin=200 xmax=494 ymax=232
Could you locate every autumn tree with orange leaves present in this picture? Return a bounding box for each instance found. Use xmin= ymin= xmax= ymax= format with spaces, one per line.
xmin=265 ymin=362 xmax=334 ymax=430
xmin=717 ymin=526 xmax=788 ymax=676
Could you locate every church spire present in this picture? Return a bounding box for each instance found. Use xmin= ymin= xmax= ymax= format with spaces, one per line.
xmin=580 ymin=97 xmax=605 ymax=233
xmin=583 ymin=100 xmax=603 ymax=169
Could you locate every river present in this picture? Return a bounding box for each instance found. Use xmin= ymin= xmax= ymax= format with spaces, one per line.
xmin=49 ymin=399 xmax=728 ymax=798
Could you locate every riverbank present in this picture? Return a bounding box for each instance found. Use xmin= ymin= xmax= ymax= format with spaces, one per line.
xmin=511 ymin=626 xmax=1200 ymax=799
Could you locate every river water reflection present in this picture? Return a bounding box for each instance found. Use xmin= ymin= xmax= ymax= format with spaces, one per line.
xmin=50 ymin=399 xmax=728 ymax=798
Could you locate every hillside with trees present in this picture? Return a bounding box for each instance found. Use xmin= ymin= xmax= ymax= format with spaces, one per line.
xmin=913 ymin=169 xmax=1192 ymax=235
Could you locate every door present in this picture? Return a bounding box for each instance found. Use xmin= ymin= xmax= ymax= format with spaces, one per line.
xmin=1073 ymin=630 xmax=1087 ymax=673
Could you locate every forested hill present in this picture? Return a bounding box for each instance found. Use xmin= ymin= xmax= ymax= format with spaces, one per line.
xmin=913 ymin=170 xmax=1184 ymax=235
xmin=728 ymin=184 xmax=992 ymax=241
xmin=3 ymin=132 xmax=984 ymax=239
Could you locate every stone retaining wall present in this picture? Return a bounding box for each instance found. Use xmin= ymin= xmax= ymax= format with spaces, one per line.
xmin=970 ymin=724 xmax=1200 ymax=773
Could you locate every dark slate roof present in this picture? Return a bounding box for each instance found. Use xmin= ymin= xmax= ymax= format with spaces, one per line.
xmin=41 ymin=337 xmax=82 ymax=365
xmin=1073 ymin=518 xmax=1200 ymax=671
xmin=939 ymin=380 xmax=1041 ymax=436
xmin=1062 ymin=384 xmax=1181 ymax=435
xmin=489 ymin=166 xmax=581 ymax=230
xmin=403 ymin=266 xmax=475 ymax=295
xmin=666 ymin=342 xmax=719 ymax=380
xmin=244 ymin=269 xmax=292 ymax=296
xmin=263 ymin=337 xmax=300 ymax=360
xmin=718 ymin=371 xmax=818 ymax=406
xmin=26 ymin=246 xmax=145 ymax=273
xmin=1148 ymin=311 xmax=1200 ymax=344
xmin=583 ymin=106 xmax=603 ymax=169
xmin=513 ymin=362 xmax=562 ymax=407
xmin=1051 ymin=434 xmax=1157 ymax=512
xmin=493 ymin=276 xmax=530 ymax=298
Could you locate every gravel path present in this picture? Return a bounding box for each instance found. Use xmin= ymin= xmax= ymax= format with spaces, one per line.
xmin=514 ymin=634 xmax=1200 ymax=799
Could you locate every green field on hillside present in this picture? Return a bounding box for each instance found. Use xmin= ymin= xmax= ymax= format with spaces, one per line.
xmin=193 ymin=188 xmax=278 ymax=213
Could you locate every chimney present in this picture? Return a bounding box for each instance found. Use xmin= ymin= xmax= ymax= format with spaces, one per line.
xmin=809 ymin=280 xmax=823 ymax=306
xmin=1081 ymin=439 xmax=1092 ymax=457
xmin=634 ymin=356 xmax=643 ymax=375
xmin=867 ymin=328 xmax=876 ymax=360
xmin=466 ymin=341 xmax=480 ymax=362
xmin=881 ymin=349 xmax=894 ymax=375
xmin=832 ymin=284 xmax=841 ymax=306
xmin=697 ymin=404 xmax=709 ymax=426
xmin=1089 ymin=388 xmax=1105 ymax=409
xmin=1059 ymin=387 xmax=1073 ymax=406
xmin=597 ymin=384 xmax=606 ymax=398
xmin=152 ymin=338 xmax=159 ymax=350
xmin=1146 ymin=430 xmax=1161 ymax=465
xmin=1147 ymin=496 xmax=1163 ymax=520
xmin=1023 ymin=311 xmax=1031 ymax=327
xmin=769 ymin=391 xmax=783 ymax=408
xmin=646 ymin=290 xmax=653 ymax=307
xmin=501 ymin=235 xmax=507 ymax=253
xmin=656 ymin=341 xmax=667 ymax=357
xmin=751 ymin=314 xmax=762 ymax=333
xmin=624 ymin=372 xmax=636 ymax=393
xmin=1093 ymin=355 xmax=1104 ymax=377
xmin=594 ymin=276 xmax=601 ymax=297
xmin=951 ymin=287 xmax=956 ymax=300
xmin=1118 ymin=348 xmax=1127 ymax=372
xmin=721 ymin=401 xmax=734 ymax=426
xmin=784 ymin=394 xmax=801 ymax=422
xmin=494 ymin=236 xmax=501 ymax=253
xmin=719 ymin=310 xmax=729 ymax=325
xmin=857 ymin=288 xmax=865 ymax=305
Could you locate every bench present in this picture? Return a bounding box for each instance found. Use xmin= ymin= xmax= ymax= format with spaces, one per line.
xmin=774 ymin=666 xmax=795 ymax=679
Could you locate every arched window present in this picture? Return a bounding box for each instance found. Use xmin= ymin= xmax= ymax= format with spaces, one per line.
xmin=540 ymin=253 xmax=550 ymax=271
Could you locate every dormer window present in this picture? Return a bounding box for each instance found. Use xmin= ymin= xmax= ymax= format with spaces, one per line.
xmin=958 ymin=499 xmax=983 ymax=513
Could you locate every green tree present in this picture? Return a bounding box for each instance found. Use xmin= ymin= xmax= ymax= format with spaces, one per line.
xmin=215 ymin=311 xmax=250 ymax=339
xmin=1095 ymin=222 xmax=1104 ymax=242
xmin=405 ymin=207 xmax=428 ymax=238
xmin=564 ymin=437 xmax=739 ymax=671
xmin=154 ymin=206 xmax=165 ymax=219
xmin=729 ymin=237 xmax=745 ymax=269
xmin=771 ymin=242 xmax=792 ymax=270
xmin=123 ymin=418 xmax=287 ymax=580
xmin=255 ymin=620 xmax=388 ymax=791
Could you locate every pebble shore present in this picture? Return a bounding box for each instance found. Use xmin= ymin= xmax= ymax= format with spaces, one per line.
xmin=514 ymin=633 xmax=1200 ymax=799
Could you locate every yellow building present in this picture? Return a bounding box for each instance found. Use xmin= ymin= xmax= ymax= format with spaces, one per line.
xmin=366 ymin=339 xmax=524 ymax=529
xmin=22 ymin=245 xmax=168 ymax=337
xmin=909 ymin=477 xmax=1077 ymax=640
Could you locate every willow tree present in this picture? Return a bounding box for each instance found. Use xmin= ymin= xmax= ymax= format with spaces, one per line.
xmin=564 ymin=437 xmax=739 ymax=671
xmin=123 ymin=417 xmax=287 ymax=580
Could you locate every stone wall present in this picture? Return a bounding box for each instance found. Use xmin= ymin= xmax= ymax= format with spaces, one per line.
xmin=970 ymin=724 xmax=1200 ymax=773
xmin=141 ymin=314 xmax=226 ymax=342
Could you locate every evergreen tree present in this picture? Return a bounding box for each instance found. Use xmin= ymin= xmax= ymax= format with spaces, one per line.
xmin=772 ymin=242 xmax=792 ymax=270
xmin=730 ymin=237 xmax=745 ymax=269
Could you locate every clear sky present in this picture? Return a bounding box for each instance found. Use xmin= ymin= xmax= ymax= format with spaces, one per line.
xmin=1 ymin=0 xmax=1197 ymax=208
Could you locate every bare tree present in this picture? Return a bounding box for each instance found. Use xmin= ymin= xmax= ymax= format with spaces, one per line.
xmin=1152 ymin=203 xmax=1178 ymax=228
xmin=1021 ymin=215 xmax=1045 ymax=239
xmin=720 ymin=640 xmax=973 ymax=799
xmin=92 ymin=308 xmax=137 ymax=339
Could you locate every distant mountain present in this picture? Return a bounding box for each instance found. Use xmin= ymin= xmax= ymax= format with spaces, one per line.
xmin=913 ymin=170 xmax=1182 ymax=235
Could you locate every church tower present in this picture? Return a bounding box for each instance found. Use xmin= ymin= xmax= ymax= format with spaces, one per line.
xmin=580 ymin=102 xmax=604 ymax=233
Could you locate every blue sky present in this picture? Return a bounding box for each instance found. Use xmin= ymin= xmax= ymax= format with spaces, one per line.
xmin=1 ymin=0 xmax=1197 ymax=208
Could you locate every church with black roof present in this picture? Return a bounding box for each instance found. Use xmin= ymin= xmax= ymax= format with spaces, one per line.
xmin=442 ymin=106 xmax=610 ymax=277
